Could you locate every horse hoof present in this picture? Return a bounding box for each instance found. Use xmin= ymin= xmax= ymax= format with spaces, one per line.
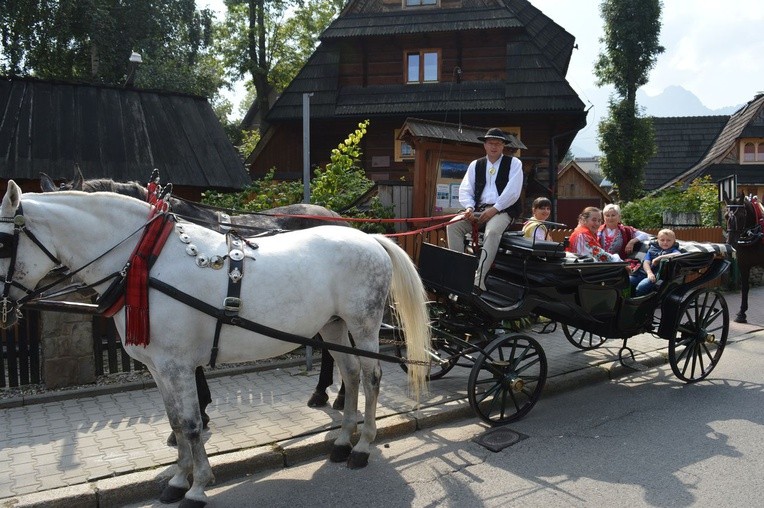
xmin=330 ymin=444 xmax=352 ymax=463
xmin=166 ymin=432 xmax=177 ymax=447
xmin=734 ymin=315 xmax=748 ymax=324
xmin=159 ymin=484 xmax=188 ymax=504
xmin=307 ymin=391 xmax=329 ymax=408
xmin=332 ymin=394 xmax=345 ymax=410
xmin=179 ymin=498 xmax=207 ymax=508
xmin=347 ymin=451 xmax=369 ymax=469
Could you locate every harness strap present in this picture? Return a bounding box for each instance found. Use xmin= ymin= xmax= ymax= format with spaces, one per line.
xmin=148 ymin=277 xmax=405 ymax=365
xmin=209 ymin=234 xmax=248 ymax=368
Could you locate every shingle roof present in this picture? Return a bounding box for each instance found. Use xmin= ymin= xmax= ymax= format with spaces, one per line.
xmin=398 ymin=117 xmax=527 ymax=149
xmin=655 ymin=94 xmax=764 ymax=190
xmin=0 ymin=76 xmax=251 ymax=189
xmin=643 ymin=116 xmax=729 ymax=191
xmin=265 ymin=0 xmax=583 ymax=123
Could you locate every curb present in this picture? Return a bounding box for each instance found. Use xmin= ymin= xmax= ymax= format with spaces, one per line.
xmin=2 ymin=346 xmax=673 ymax=508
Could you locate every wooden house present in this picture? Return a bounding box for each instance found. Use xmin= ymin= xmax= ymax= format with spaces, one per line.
xmin=645 ymin=93 xmax=764 ymax=197
xmin=245 ymin=0 xmax=588 ymax=218
xmin=555 ymin=160 xmax=611 ymax=228
xmin=0 ymin=76 xmax=251 ymax=199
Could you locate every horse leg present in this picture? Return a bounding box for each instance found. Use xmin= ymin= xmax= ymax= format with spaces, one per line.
xmin=151 ymin=364 xmax=214 ymax=507
xmin=348 ymin=355 xmax=382 ymax=469
xmin=736 ymin=264 xmax=750 ymax=323
xmin=167 ymin=366 xmax=211 ymax=446
xmin=320 ymin=320 xmax=361 ymax=464
xmin=307 ymin=335 xmax=332 ymax=408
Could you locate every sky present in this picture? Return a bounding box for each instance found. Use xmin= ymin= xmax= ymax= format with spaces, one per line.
xmin=201 ymin=0 xmax=764 ymax=152
xmin=531 ymin=0 xmax=764 ymax=154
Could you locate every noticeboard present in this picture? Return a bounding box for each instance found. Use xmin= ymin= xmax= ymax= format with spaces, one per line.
xmin=434 ymin=160 xmax=469 ymax=215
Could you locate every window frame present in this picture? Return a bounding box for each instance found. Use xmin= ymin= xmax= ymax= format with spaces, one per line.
xmin=403 ymin=0 xmax=439 ymax=8
xmin=404 ymin=48 xmax=441 ymax=84
xmin=394 ymin=129 xmax=416 ymax=162
xmin=740 ymin=139 xmax=764 ymax=163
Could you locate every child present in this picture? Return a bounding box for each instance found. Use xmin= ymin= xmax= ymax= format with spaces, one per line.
xmin=523 ymin=197 xmax=552 ymax=241
xmin=631 ymin=229 xmax=681 ymax=296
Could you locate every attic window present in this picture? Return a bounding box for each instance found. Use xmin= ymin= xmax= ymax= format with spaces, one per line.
xmin=406 ymin=50 xmax=440 ymax=84
xmin=741 ymin=140 xmax=764 ymax=163
xmin=405 ymin=0 xmax=439 ymax=7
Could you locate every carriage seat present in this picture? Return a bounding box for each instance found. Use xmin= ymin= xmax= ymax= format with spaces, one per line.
xmin=498 ymin=232 xmax=567 ymax=259
xmin=627 ymin=239 xmax=735 ymax=264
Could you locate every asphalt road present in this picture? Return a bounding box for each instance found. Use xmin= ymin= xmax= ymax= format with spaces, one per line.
xmin=125 ymin=333 xmax=764 ymax=508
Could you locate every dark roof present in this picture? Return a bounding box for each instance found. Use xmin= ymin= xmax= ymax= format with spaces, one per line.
xmin=265 ymin=0 xmax=583 ymax=123
xmin=655 ymin=94 xmax=764 ymax=190
xmin=398 ymin=117 xmax=527 ymax=149
xmin=642 ymin=116 xmax=729 ymax=191
xmin=0 ymin=76 xmax=251 ymax=189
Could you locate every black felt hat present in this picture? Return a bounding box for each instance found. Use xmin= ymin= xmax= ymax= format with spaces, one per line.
xmin=477 ymin=128 xmax=511 ymax=144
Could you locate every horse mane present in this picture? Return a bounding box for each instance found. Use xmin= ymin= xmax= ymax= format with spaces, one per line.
xmin=82 ymin=179 xmax=149 ymax=201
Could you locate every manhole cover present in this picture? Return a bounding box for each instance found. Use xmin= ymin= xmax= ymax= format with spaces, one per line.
xmin=473 ymin=427 xmax=528 ymax=452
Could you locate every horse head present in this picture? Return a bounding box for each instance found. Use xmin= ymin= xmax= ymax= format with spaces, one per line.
xmin=0 ymin=181 xmax=63 ymax=328
xmin=725 ymin=194 xmax=762 ymax=246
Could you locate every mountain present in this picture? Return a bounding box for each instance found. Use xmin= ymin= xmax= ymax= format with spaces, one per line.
xmin=570 ymin=85 xmax=743 ymax=156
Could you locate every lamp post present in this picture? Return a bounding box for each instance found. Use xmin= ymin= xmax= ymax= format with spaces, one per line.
xmin=125 ymin=52 xmax=142 ymax=88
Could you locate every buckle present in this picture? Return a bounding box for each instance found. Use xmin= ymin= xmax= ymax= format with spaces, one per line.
xmin=223 ymin=297 xmax=241 ymax=314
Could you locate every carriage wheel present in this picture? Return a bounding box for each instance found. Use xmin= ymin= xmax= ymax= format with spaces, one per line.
xmin=668 ymin=288 xmax=728 ymax=383
xmin=562 ymin=324 xmax=608 ymax=350
xmin=467 ymin=333 xmax=547 ymax=426
xmin=396 ymin=333 xmax=458 ymax=380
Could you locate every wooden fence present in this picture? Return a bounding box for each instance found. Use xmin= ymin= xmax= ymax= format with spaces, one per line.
xmin=1 ymin=310 xmax=41 ymax=388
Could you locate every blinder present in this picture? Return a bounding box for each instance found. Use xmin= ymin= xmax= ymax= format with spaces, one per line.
xmin=0 ymin=232 xmax=16 ymax=258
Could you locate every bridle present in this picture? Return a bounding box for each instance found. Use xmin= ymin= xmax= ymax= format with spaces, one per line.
xmin=725 ymin=199 xmax=762 ymax=247
xmin=0 ymin=204 xmax=62 ymax=323
xmin=0 ymin=201 xmax=158 ymax=324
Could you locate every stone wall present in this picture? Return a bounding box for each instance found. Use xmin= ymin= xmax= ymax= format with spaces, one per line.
xmin=40 ymin=295 xmax=96 ymax=389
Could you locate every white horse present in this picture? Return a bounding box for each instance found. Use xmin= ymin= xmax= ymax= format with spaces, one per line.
xmin=0 ymin=181 xmax=430 ymax=508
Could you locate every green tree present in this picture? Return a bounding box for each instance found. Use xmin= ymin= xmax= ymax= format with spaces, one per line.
xmin=621 ymin=176 xmax=720 ymax=230
xmin=0 ymin=0 xmax=225 ymax=98
xmin=219 ymin=0 xmax=343 ymax=126
xmin=595 ymin=0 xmax=664 ymax=202
xmin=203 ymin=120 xmax=394 ymax=232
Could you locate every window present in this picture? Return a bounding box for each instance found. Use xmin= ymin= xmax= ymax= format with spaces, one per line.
xmin=394 ymin=129 xmax=415 ymax=161
xmin=405 ymin=50 xmax=440 ymax=83
xmin=740 ymin=140 xmax=764 ymax=163
xmin=405 ymin=0 xmax=438 ymax=7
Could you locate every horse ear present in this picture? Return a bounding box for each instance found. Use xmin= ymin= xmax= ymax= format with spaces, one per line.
xmin=40 ymin=172 xmax=57 ymax=192
xmin=72 ymin=165 xmax=84 ymax=191
xmin=2 ymin=180 xmax=22 ymax=214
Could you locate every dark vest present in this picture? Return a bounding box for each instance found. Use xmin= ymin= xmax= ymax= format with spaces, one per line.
xmin=474 ymin=156 xmax=522 ymax=218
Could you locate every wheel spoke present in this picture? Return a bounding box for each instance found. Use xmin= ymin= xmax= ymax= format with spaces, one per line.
xmin=669 ymin=289 xmax=728 ymax=383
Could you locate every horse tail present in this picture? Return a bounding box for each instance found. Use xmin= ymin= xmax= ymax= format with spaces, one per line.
xmin=372 ymin=235 xmax=430 ymax=401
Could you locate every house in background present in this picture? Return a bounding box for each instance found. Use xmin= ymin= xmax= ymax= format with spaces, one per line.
xmin=0 ymin=76 xmax=250 ymax=199
xmin=556 ymin=160 xmax=611 ymax=228
xmin=645 ymin=93 xmax=764 ymax=198
xmin=245 ymin=0 xmax=588 ymax=219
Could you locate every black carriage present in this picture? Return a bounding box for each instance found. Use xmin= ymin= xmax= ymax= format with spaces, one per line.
xmin=412 ymin=232 xmax=733 ymax=426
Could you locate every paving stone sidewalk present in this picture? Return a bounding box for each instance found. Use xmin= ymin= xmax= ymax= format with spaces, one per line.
xmin=1 ymin=287 xmax=762 ymax=507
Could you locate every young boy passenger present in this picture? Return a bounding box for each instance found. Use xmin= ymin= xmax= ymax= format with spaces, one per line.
xmin=631 ymin=229 xmax=681 ymax=296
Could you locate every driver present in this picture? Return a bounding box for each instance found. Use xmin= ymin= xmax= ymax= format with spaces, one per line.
xmin=446 ymin=128 xmax=523 ymax=293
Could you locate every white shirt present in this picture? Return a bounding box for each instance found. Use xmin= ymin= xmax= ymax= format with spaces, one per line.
xmin=458 ymin=154 xmax=523 ymax=212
